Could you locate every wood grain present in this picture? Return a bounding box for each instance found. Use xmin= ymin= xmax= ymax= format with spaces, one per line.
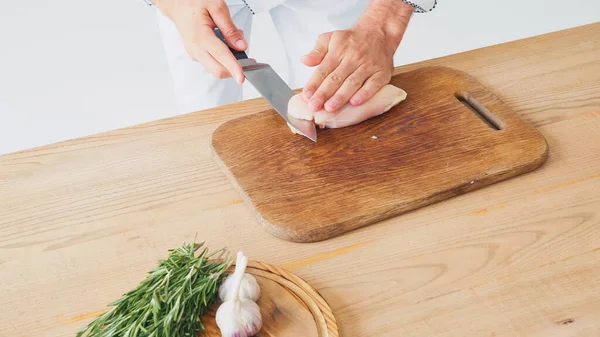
xmin=210 ymin=66 xmax=549 ymax=242
xmin=200 ymin=261 xmax=339 ymax=337
xmin=1 ymin=23 xmax=600 ymax=337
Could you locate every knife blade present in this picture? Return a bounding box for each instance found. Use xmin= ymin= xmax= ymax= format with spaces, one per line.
xmin=214 ymin=28 xmax=317 ymax=142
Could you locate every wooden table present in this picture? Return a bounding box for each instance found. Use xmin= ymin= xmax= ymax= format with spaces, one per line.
xmin=2 ymin=22 xmax=600 ymax=337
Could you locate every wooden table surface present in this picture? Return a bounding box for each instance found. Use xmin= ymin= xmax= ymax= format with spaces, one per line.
xmin=1 ymin=22 xmax=600 ymax=337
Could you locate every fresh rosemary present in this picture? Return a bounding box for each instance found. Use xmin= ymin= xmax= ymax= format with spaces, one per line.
xmin=76 ymin=241 xmax=232 ymax=337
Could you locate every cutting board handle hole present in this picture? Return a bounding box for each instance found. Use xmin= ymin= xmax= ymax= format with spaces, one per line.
xmin=455 ymin=91 xmax=504 ymax=130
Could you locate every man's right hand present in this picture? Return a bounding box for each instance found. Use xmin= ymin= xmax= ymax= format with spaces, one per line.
xmin=154 ymin=0 xmax=247 ymax=84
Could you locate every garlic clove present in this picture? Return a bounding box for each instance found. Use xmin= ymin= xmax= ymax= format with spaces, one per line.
xmin=219 ymin=251 xmax=261 ymax=302
xmin=218 ymin=272 xmax=261 ymax=302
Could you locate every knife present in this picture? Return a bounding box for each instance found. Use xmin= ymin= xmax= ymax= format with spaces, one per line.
xmin=213 ymin=28 xmax=317 ymax=142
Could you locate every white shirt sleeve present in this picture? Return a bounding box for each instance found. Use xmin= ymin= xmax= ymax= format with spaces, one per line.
xmin=402 ymin=0 xmax=437 ymax=13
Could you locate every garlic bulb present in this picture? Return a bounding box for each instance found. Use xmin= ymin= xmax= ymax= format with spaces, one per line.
xmin=215 ymin=299 xmax=262 ymax=337
xmin=219 ymin=251 xmax=261 ymax=302
xmin=216 ymin=252 xmax=263 ymax=337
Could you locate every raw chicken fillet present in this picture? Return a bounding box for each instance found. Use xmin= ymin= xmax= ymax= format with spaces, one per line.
xmin=287 ymin=84 xmax=407 ymax=134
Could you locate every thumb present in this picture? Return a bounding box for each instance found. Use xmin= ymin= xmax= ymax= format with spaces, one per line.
xmin=210 ymin=5 xmax=247 ymax=50
xmin=301 ymin=32 xmax=331 ymax=67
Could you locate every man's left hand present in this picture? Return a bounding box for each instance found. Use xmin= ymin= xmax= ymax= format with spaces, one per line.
xmin=301 ymin=0 xmax=414 ymax=113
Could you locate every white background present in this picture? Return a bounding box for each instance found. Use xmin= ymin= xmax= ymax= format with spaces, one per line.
xmin=0 ymin=0 xmax=599 ymax=155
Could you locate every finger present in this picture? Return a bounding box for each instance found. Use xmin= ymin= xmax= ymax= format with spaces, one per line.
xmin=196 ymin=49 xmax=232 ymax=79
xmin=350 ymin=71 xmax=391 ymax=106
xmin=183 ymin=34 xmax=241 ymax=80
xmin=301 ymin=32 xmax=331 ymax=67
xmin=302 ymin=53 xmax=339 ymax=101
xmin=240 ymin=30 xmax=256 ymax=62
xmin=199 ymin=25 xmax=245 ymax=84
xmin=324 ymin=65 xmax=369 ymax=112
xmin=308 ymin=59 xmax=356 ymax=112
xmin=208 ymin=2 xmax=247 ymax=51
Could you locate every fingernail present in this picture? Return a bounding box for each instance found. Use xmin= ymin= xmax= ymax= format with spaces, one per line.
xmin=237 ymin=73 xmax=244 ymax=84
xmin=350 ymin=95 xmax=361 ymax=105
xmin=325 ymin=99 xmax=338 ymax=111
xmin=304 ymin=90 xmax=314 ymax=99
xmin=236 ymin=40 xmax=245 ymax=49
xmin=309 ymin=98 xmax=322 ymax=111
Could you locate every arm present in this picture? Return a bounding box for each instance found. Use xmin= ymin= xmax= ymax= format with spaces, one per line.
xmin=301 ymin=0 xmax=433 ymax=113
xmin=358 ymin=0 xmax=415 ymax=47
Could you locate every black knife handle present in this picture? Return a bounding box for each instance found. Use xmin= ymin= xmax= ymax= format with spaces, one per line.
xmin=213 ymin=28 xmax=248 ymax=60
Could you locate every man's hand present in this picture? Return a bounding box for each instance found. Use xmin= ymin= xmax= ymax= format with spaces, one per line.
xmin=301 ymin=0 xmax=414 ymax=112
xmin=154 ymin=0 xmax=248 ymax=84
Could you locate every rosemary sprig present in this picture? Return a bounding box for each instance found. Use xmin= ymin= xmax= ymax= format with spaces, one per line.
xmin=76 ymin=241 xmax=232 ymax=337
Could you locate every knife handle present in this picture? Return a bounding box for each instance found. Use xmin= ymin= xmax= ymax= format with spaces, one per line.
xmin=213 ymin=28 xmax=248 ymax=61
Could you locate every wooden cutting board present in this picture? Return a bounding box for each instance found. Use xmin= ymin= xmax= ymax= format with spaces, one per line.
xmin=210 ymin=66 xmax=548 ymax=243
